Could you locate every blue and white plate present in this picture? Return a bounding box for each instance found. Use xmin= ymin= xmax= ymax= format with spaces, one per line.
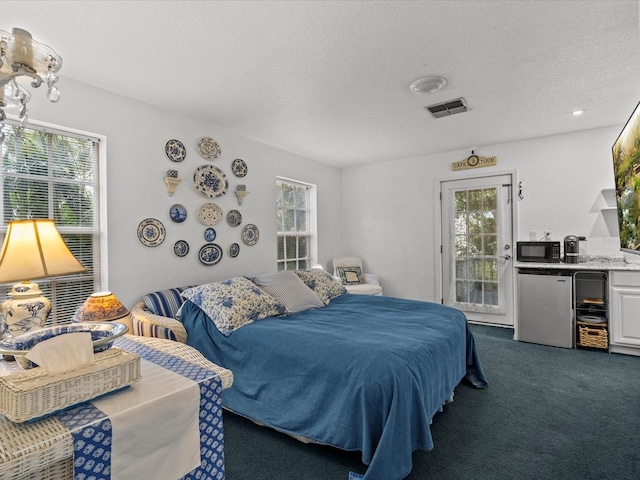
xmin=198 ymin=243 xmax=223 ymax=266
xmin=227 ymin=209 xmax=242 ymax=227
xmin=194 ymin=165 xmax=228 ymax=198
xmin=204 ymin=228 xmax=217 ymax=242
xmin=174 ymin=240 xmax=189 ymax=257
xmin=169 ymin=204 xmax=187 ymax=223
xmin=137 ymin=218 xmax=166 ymax=247
xmin=165 ymin=139 xmax=186 ymax=162
xmin=229 ymin=243 xmax=240 ymax=258
xmin=231 ymin=158 xmax=248 ymax=177
xmin=0 ymin=322 xmax=128 ymax=369
xmin=242 ymin=224 xmax=259 ymax=246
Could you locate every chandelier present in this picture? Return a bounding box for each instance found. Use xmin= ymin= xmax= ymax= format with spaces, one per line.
xmin=0 ymin=28 xmax=62 ymax=144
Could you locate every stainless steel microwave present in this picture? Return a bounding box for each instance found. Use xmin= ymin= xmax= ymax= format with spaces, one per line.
xmin=516 ymin=241 xmax=561 ymax=263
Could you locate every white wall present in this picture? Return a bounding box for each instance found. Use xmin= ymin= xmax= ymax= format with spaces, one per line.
xmin=26 ymin=78 xmax=342 ymax=310
xmin=341 ymin=126 xmax=622 ymax=301
xmin=27 ymin=77 xmax=624 ymax=310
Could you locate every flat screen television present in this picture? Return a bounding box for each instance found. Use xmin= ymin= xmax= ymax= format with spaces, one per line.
xmin=612 ymin=100 xmax=640 ymax=256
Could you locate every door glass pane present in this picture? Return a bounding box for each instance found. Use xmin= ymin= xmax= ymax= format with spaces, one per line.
xmin=453 ymin=186 xmax=500 ymax=307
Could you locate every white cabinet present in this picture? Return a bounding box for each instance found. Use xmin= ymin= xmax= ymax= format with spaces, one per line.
xmin=609 ymin=271 xmax=640 ymax=356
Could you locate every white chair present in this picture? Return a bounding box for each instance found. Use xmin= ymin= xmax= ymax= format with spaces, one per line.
xmin=332 ymin=256 xmax=383 ymax=295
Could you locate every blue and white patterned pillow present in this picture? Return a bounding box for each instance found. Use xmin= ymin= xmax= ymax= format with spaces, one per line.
xmin=294 ymin=269 xmax=346 ymax=305
xmin=180 ymin=277 xmax=286 ymax=335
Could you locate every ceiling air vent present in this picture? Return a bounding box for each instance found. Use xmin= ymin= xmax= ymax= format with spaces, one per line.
xmin=424 ymin=98 xmax=468 ymax=118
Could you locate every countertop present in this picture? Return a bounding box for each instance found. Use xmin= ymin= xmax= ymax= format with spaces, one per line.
xmin=515 ymin=256 xmax=640 ymax=271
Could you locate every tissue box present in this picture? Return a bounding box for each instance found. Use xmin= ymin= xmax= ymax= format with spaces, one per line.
xmin=0 ymin=348 xmax=141 ymax=423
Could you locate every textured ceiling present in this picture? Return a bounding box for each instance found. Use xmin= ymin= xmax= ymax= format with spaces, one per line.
xmin=2 ymin=1 xmax=639 ymax=167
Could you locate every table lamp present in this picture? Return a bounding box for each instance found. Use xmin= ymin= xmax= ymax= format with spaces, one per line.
xmin=73 ymin=291 xmax=130 ymax=331
xmin=0 ymin=219 xmax=86 ymax=336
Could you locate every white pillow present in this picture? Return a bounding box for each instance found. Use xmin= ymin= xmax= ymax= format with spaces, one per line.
xmin=249 ymin=271 xmax=325 ymax=313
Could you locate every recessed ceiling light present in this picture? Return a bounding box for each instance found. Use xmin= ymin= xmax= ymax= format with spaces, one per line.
xmin=410 ymin=76 xmax=448 ymax=95
xmin=572 ymin=109 xmax=585 ymax=116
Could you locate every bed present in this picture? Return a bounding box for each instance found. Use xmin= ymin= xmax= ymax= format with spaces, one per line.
xmin=174 ymin=273 xmax=487 ymax=480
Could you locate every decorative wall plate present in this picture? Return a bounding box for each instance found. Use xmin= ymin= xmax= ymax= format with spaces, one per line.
xmin=198 ymin=203 xmax=223 ymax=226
xmin=173 ymin=240 xmax=189 ymax=257
xmin=198 ymin=136 xmax=221 ymax=160
xmin=198 ymin=243 xmax=223 ymax=266
xmin=204 ymin=227 xmax=217 ymax=242
xmin=137 ymin=218 xmax=166 ymax=247
xmin=227 ymin=209 xmax=242 ymax=227
xmin=231 ymin=158 xmax=248 ymax=177
xmin=242 ymin=223 xmax=259 ymax=246
xmin=193 ymin=165 xmax=228 ymax=198
xmin=165 ymin=139 xmax=186 ymax=162
xmin=169 ymin=204 xmax=187 ymax=223
xmin=229 ymin=243 xmax=240 ymax=258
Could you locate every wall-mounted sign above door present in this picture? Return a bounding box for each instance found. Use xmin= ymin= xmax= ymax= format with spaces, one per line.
xmin=452 ymin=155 xmax=497 ymax=171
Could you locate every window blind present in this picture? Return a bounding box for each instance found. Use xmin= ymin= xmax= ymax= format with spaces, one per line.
xmin=0 ymin=122 xmax=101 ymax=325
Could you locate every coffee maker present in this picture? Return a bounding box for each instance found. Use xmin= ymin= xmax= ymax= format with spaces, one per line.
xmin=564 ymin=235 xmax=579 ymax=263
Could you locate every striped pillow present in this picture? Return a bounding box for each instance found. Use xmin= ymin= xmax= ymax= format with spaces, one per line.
xmin=249 ymin=271 xmax=325 ymax=314
xmin=143 ymin=287 xmax=192 ymax=318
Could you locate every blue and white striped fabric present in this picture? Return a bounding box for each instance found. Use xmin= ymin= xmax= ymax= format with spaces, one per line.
xmin=142 ymin=287 xmax=191 ymax=318
xmin=57 ymin=337 xmax=225 ymax=480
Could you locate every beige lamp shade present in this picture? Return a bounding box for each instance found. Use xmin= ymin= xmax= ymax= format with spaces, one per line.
xmin=0 ymin=219 xmax=86 ymax=283
xmin=74 ymin=292 xmax=130 ymax=323
xmin=0 ymin=219 xmax=87 ymax=337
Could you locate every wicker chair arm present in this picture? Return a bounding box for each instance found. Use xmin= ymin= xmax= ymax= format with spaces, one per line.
xmin=125 ymin=335 xmax=233 ymax=390
xmin=130 ymin=301 xmax=188 ymax=343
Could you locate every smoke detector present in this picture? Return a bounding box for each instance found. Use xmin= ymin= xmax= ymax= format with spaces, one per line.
xmin=409 ymin=76 xmax=448 ymax=95
xmin=424 ymin=98 xmax=469 ymax=118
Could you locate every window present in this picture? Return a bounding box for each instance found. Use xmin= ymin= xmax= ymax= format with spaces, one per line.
xmin=0 ymin=121 xmax=103 ymax=325
xmin=276 ymin=178 xmax=317 ymax=271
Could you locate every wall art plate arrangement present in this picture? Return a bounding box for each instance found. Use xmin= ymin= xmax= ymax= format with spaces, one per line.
xmin=204 ymin=227 xmax=217 ymax=242
xmin=169 ymin=204 xmax=187 ymax=223
xmin=173 ymin=240 xmax=189 ymax=257
xmin=197 ymin=136 xmax=221 ymax=160
xmin=137 ymin=218 xmax=166 ymax=247
xmin=165 ymin=139 xmax=186 ymax=162
xmin=193 ymin=165 xmax=228 ymax=198
xmin=227 ymin=209 xmax=242 ymax=227
xmin=198 ymin=243 xmax=223 ymax=266
xmin=231 ymin=158 xmax=248 ymax=177
xmin=198 ymin=203 xmax=223 ymax=226
xmin=229 ymin=243 xmax=240 ymax=258
xmin=242 ymin=223 xmax=259 ymax=246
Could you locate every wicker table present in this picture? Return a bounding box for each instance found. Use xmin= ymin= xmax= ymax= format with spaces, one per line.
xmin=0 ymin=335 xmax=233 ymax=480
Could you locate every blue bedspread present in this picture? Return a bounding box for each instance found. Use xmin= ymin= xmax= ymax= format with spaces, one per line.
xmin=178 ymin=293 xmax=487 ymax=480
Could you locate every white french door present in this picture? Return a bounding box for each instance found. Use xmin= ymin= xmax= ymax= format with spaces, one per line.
xmin=440 ymin=174 xmax=514 ymax=326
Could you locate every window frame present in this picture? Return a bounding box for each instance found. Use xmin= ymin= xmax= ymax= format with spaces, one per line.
xmin=276 ymin=176 xmax=317 ymax=271
xmin=0 ymin=117 xmax=107 ymax=325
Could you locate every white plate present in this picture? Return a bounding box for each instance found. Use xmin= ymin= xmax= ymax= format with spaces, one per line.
xmin=198 ymin=203 xmax=223 ymax=226
xmin=193 ymin=165 xmax=228 ymax=198
xmin=242 ymin=223 xmax=259 ymax=246
xmin=197 ymin=136 xmax=221 ymax=160
xmin=198 ymin=243 xmax=223 ymax=265
xmin=165 ymin=139 xmax=186 ymax=162
xmin=137 ymin=218 xmax=166 ymax=247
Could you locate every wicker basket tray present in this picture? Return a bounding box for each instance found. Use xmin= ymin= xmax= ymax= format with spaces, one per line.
xmin=0 ymin=348 xmax=141 ymax=423
xmin=577 ymin=322 xmax=608 ymax=350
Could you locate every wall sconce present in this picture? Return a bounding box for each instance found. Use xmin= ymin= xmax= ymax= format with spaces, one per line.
xmin=235 ymin=184 xmax=248 ymax=205
xmin=164 ymin=169 xmax=182 ymax=196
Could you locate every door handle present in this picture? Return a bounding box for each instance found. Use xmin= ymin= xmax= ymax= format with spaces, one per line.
xmin=499 ymin=254 xmax=511 ymax=260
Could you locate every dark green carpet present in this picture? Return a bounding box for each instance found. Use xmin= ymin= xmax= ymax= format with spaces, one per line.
xmin=222 ymin=324 xmax=640 ymax=479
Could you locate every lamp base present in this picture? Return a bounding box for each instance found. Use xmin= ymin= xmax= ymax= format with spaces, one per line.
xmin=0 ymin=281 xmax=52 ymax=337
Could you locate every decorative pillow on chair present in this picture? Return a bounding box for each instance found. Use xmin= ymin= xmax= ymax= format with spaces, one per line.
xmin=294 ymin=269 xmax=346 ymax=305
xmin=143 ymin=286 xmax=192 ymax=318
xmin=336 ymin=266 xmax=365 ymax=285
xmin=248 ymin=271 xmax=325 ymax=314
xmin=180 ymin=277 xmax=286 ymax=336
